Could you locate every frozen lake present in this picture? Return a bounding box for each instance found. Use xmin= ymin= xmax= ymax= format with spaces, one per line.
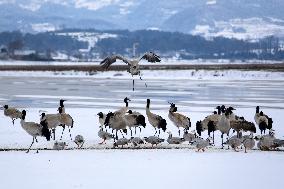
xmin=0 ymin=69 xmax=284 ymax=189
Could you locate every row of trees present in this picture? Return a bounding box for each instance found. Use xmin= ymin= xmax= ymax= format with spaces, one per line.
xmin=0 ymin=29 xmax=283 ymax=61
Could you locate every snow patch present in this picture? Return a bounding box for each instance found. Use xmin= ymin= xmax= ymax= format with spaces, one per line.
xmin=31 ymin=23 xmax=57 ymax=32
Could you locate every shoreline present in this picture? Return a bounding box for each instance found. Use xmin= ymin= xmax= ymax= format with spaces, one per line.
xmin=1 ymin=63 xmax=284 ymax=72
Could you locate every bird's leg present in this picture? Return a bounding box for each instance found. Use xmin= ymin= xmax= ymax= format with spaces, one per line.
xmin=35 ymin=137 xmax=38 ymax=143
xmin=139 ymin=127 xmax=142 ymax=133
xmin=221 ymin=134 xmax=224 ymax=149
xmin=52 ymin=129 xmax=56 ymax=140
xmin=60 ymin=126 xmax=66 ymax=140
xmin=120 ymin=130 xmax=125 ymax=138
xmin=132 ymin=76 xmax=135 ymax=91
xmin=80 ymin=142 xmax=84 ymax=149
xmin=116 ymin=130 xmax=118 ymax=140
xmin=202 ymin=148 xmax=205 ymax=152
xmin=178 ymin=129 xmax=181 ymax=136
xmin=135 ymin=127 xmax=137 ymax=135
xmin=26 ymin=137 xmax=35 ymax=153
xmin=158 ymin=129 xmax=161 ymax=137
xmin=99 ymin=138 xmax=106 ymax=145
xmin=227 ymin=134 xmax=230 ymax=149
xmin=68 ymin=127 xmax=73 ymax=141
xmin=213 ymin=132 xmax=215 ymax=145
xmin=139 ymin=71 xmax=147 ymax=88
xmin=130 ymin=128 xmax=133 ymax=137
xmin=12 ymin=118 xmax=15 ymax=126
xmin=154 ymin=128 xmax=157 ymax=136
xmin=245 ymin=147 xmax=247 ymax=153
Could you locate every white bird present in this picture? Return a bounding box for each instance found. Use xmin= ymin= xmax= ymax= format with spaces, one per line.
xmin=74 ymin=135 xmax=84 ymax=148
xmin=100 ymin=52 xmax=161 ymax=91
xmin=2 ymin=105 xmax=22 ymax=125
xmin=20 ymin=110 xmax=51 ymax=153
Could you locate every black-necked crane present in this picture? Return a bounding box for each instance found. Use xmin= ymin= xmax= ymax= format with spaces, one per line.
xmin=100 ymin=52 xmax=161 ymax=91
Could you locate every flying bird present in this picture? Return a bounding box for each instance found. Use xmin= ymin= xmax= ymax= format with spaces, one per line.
xmin=100 ymin=52 xmax=161 ymax=91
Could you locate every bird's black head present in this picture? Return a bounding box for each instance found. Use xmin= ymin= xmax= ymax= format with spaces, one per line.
xmin=21 ymin=110 xmax=26 ymax=119
xmin=216 ymin=106 xmax=221 ymax=114
xmin=256 ymin=106 xmax=260 ymax=113
xmin=259 ymin=111 xmax=264 ymax=116
xmin=97 ymin=112 xmax=104 ymax=118
xmin=59 ymin=99 xmax=66 ymax=107
xmin=213 ymin=111 xmax=217 ymax=114
xmin=127 ymin=110 xmax=133 ymax=114
xmin=104 ymin=112 xmax=114 ymax=126
xmin=41 ymin=113 xmax=46 ymax=119
xmin=124 ymin=97 xmax=130 ymax=103
xmin=196 ymin=120 xmax=203 ymax=136
xmin=220 ymin=105 xmax=226 ymax=113
xmin=228 ymin=106 xmax=236 ymax=111
xmin=3 ymin=105 xmax=8 ymax=109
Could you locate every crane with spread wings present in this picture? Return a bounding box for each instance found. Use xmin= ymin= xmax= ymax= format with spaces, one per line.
xmin=100 ymin=52 xmax=161 ymax=91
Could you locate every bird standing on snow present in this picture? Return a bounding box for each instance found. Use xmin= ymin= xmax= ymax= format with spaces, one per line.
xmin=2 ymin=105 xmax=22 ymax=125
xmin=20 ymin=110 xmax=51 ymax=153
xmin=146 ymin=99 xmax=167 ymax=136
xmin=124 ymin=110 xmax=146 ymax=136
xmin=168 ymin=103 xmax=191 ymax=136
xmin=100 ymin=52 xmax=161 ymax=91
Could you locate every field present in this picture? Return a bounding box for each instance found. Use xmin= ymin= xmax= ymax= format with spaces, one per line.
xmin=0 ymin=64 xmax=284 ymax=189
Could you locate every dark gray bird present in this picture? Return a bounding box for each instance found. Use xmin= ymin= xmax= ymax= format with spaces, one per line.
xmin=100 ymin=52 xmax=161 ymax=91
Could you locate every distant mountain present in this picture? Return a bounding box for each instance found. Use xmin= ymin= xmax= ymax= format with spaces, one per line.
xmin=1 ymin=0 xmax=284 ymax=39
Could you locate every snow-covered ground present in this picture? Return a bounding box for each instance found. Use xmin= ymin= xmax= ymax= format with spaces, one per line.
xmin=0 ymin=69 xmax=284 ymax=189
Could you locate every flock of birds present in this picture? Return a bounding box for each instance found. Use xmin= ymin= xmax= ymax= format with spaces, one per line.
xmin=1 ymin=97 xmax=283 ymax=153
xmin=0 ymin=52 xmax=283 ymax=153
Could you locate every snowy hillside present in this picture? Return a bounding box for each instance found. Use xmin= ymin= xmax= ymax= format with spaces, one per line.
xmin=1 ymin=0 xmax=284 ymax=39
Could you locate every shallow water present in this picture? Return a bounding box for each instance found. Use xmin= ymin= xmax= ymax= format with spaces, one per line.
xmin=0 ymin=73 xmax=284 ymax=111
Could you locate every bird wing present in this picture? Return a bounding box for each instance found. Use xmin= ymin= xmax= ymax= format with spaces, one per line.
xmin=139 ymin=52 xmax=161 ymax=63
xmin=100 ymin=55 xmax=130 ymax=69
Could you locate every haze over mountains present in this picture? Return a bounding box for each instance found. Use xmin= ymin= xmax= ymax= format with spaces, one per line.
xmin=1 ymin=0 xmax=284 ymax=40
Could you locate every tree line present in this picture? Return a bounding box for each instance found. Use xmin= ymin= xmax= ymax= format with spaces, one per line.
xmin=0 ymin=29 xmax=283 ymax=61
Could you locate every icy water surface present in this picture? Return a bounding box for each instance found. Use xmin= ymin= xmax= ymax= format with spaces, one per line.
xmin=0 ymin=73 xmax=284 ymax=111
